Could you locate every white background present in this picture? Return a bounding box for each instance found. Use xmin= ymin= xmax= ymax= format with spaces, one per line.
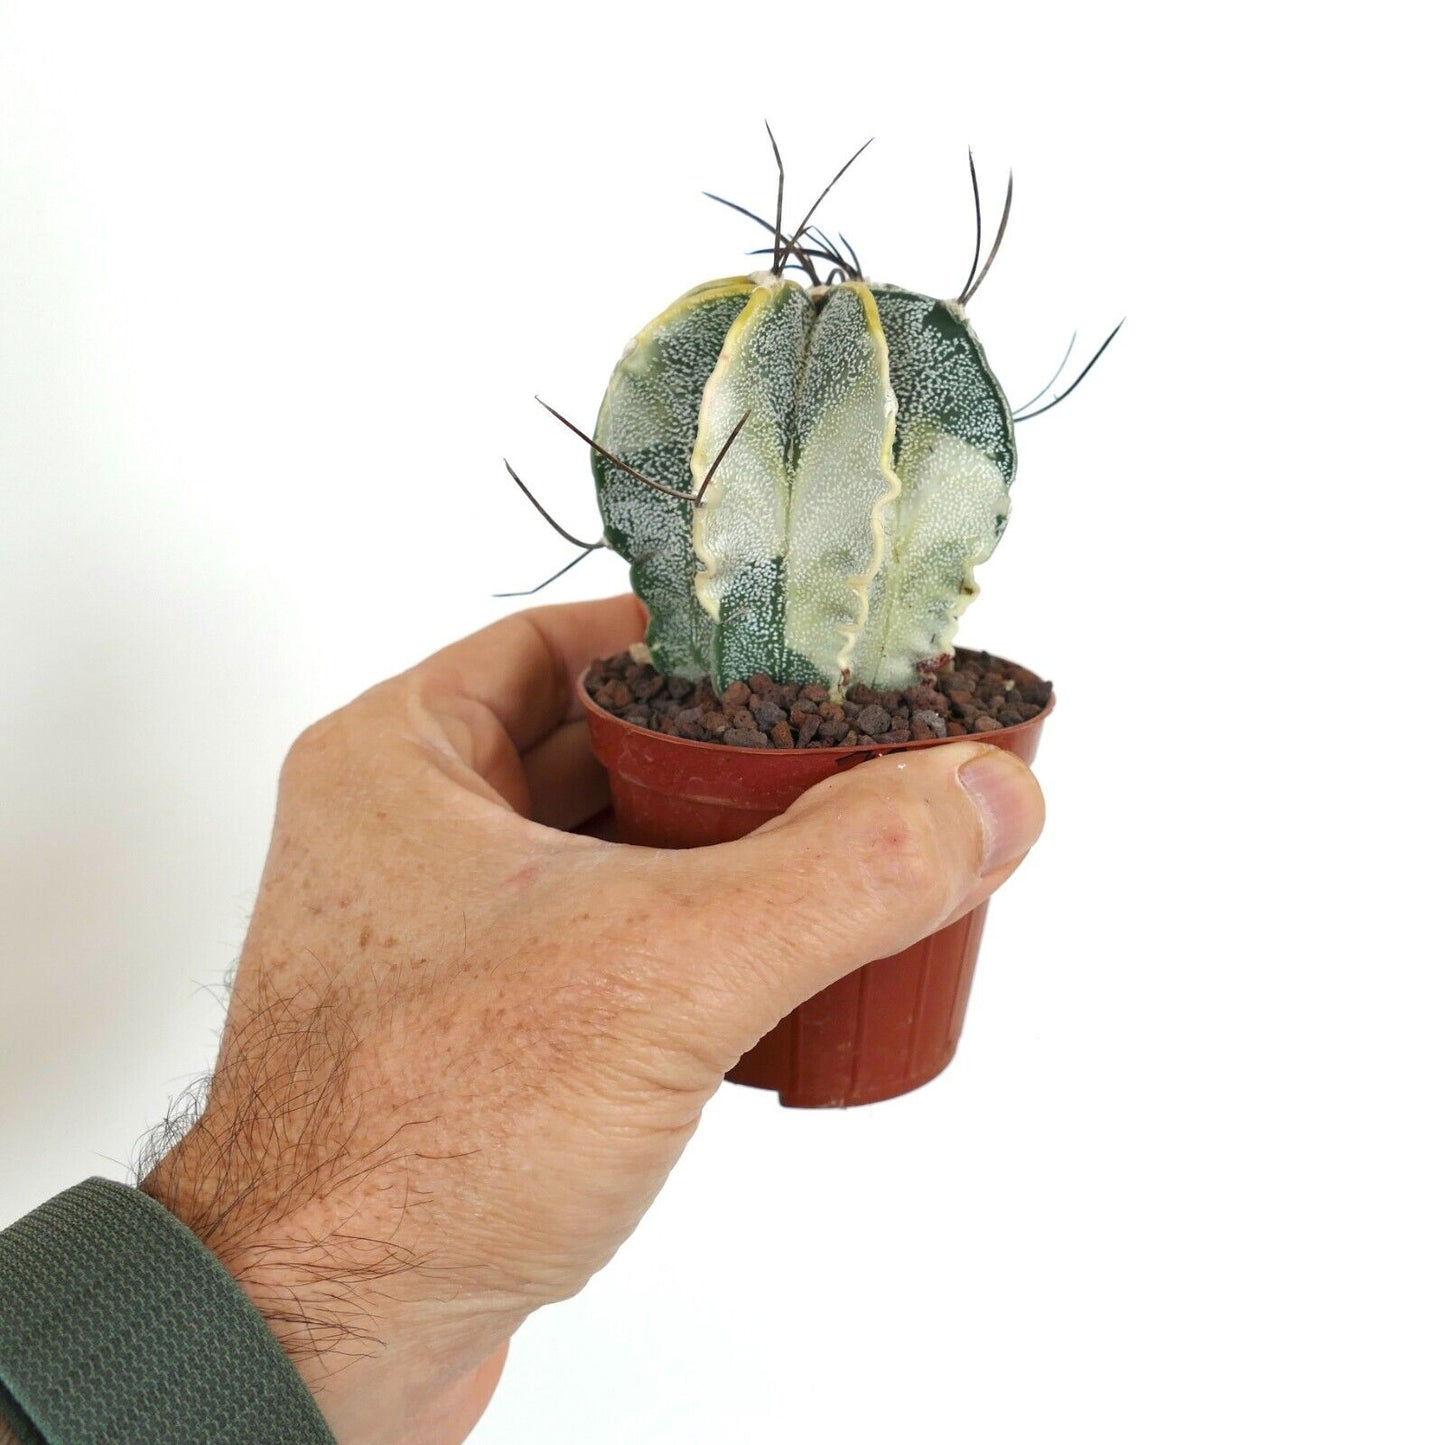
xmin=2 ymin=3 xmax=1441 ymax=1441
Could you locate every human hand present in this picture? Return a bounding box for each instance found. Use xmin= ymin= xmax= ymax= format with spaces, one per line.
xmin=139 ymin=595 xmax=1045 ymax=1445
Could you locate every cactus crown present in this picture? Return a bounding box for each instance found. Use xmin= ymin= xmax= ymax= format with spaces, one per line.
xmin=507 ymin=135 xmax=1117 ymax=694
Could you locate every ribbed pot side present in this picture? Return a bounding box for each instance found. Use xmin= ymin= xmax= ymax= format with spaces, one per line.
xmin=577 ymin=663 xmax=1052 ymax=1107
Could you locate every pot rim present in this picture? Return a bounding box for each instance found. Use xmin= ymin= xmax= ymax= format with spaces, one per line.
xmin=575 ymin=649 xmax=1056 ymax=760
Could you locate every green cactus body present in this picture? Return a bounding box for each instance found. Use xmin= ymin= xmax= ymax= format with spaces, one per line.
xmin=594 ymin=273 xmax=1015 ymax=691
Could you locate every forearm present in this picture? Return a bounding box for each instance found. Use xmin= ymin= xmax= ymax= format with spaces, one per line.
xmin=138 ymin=1129 xmax=391 ymax=1442
xmin=137 ymin=1073 xmax=517 ymax=1445
xmin=0 ymin=1176 xmax=340 ymax=1445
xmin=143 ymin=1140 xmax=511 ymax=1445
xmin=0 ymin=1153 xmax=501 ymax=1445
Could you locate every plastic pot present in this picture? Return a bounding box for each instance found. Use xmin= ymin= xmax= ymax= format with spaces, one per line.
xmin=577 ymin=656 xmax=1052 ymax=1107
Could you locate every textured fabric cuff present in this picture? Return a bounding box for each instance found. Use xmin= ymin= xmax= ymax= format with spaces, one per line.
xmin=0 ymin=1177 xmax=336 ymax=1444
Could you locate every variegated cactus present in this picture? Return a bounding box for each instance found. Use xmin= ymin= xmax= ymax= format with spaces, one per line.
xmin=593 ymin=273 xmax=1014 ymax=690
xmin=507 ymin=137 xmax=1116 ymax=694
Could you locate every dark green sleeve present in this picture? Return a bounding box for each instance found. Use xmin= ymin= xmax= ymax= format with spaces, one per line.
xmin=0 ymin=1178 xmax=336 ymax=1444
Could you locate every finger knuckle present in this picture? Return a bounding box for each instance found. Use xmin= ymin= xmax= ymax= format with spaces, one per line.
xmin=282 ymin=710 xmax=348 ymax=776
xmin=843 ymin=786 xmax=956 ymax=917
xmin=281 ymin=697 xmax=388 ymax=792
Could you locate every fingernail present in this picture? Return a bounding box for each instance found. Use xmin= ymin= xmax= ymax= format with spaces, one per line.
xmin=958 ymin=749 xmax=1043 ymax=873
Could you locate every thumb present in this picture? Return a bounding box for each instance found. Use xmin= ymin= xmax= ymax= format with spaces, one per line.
xmin=669 ymin=741 xmax=1045 ymax=1037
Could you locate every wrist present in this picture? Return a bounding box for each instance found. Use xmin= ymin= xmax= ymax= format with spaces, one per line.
xmin=139 ymin=1125 xmax=393 ymax=1440
xmin=1 ymin=1179 xmax=337 ymax=1444
xmin=141 ymin=1124 xmax=396 ymax=1371
xmin=140 ymin=1120 xmax=515 ymax=1444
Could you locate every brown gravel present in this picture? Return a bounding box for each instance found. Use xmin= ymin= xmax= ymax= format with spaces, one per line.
xmin=583 ymin=649 xmax=1053 ymax=749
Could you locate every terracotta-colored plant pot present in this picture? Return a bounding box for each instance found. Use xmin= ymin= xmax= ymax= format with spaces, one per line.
xmin=577 ymin=657 xmax=1052 ymax=1108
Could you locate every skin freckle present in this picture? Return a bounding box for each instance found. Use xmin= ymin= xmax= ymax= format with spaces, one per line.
xmin=359 ymin=925 xmax=373 ymax=948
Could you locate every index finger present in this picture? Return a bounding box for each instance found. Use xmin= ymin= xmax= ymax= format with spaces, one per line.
xmin=408 ymin=593 xmax=647 ymax=756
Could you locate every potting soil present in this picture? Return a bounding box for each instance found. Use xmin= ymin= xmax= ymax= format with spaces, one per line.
xmin=583 ymin=649 xmax=1052 ymax=750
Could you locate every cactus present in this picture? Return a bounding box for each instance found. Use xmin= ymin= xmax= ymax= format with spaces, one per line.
xmin=594 ymin=272 xmax=1014 ymax=690
xmin=508 ymin=138 xmax=1116 ymax=694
